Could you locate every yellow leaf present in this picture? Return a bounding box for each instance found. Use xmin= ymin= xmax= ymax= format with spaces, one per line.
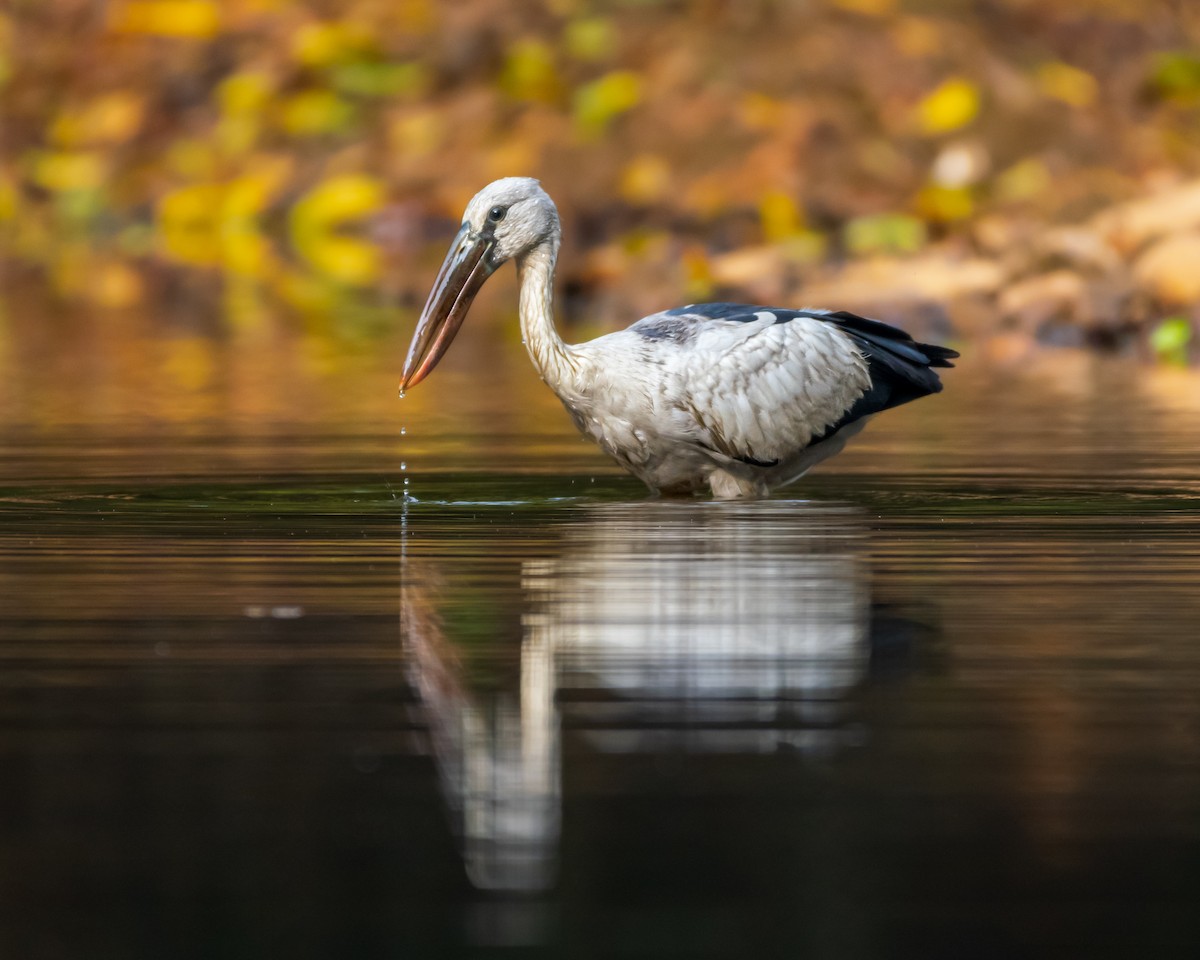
xmin=223 ymin=174 xmax=275 ymax=219
xmin=110 ymin=1 xmax=220 ymax=39
xmin=916 ymin=77 xmax=980 ymax=135
xmin=574 ymin=70 xmax=641 ymax=137
xmin=297 ymin=239 xmax=378 ymax=287
xmin=159 ymin=183 xmax=223 ymax=225
xmin=291 ymin=20 xmax=376 ymax=67
xmin=916 ymin=184 xmax=974 ymax=221
xmin=995 ymin=157 xmax=1052 ymax=202
xmin=290 ymin=175 xmax=385 ymax=286
xmin=0 ymin=175 xmax=16 ymax=221
xmin=161 ymin=173 xmax=281 ymax=277
xmin=166 ymin=138 xmax=217 ymax=179
xmin=279 ymin=90 xmax=355 ymax=137
xmin=759 ymin=190 xmax=804 ymax=243
xmin=218 ymin=72 xmax=275 ymax=116
xmin=157 ymin=183 xmax=223 ymax=265
xmin=29 ymin=151 xmax=107 ymax=192
xmin=682 ymin=247 xmax=715 ymax=301
xmin=500 ymin=39 xmax=560 ymax=103
xmin=293 ymin=174 xmax=383 ymax=224
xmin=565 ymin=17 xmax=616 ymax=62
xmin=1036 ymin=61 xmax=1097 ymax=108
xmin=619 ymin=227 xmax=665 ymax=258
xmin=221 ymin=228 xmax=273 ymax=278
xmin=215 ymin=114 xmax=261 ymax=157
xmin=619 ymin=154 xmax=670 ymax=205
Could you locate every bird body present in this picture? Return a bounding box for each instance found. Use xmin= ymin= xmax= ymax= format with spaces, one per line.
xmin=401 ymin=178 xmax=957 ymax=499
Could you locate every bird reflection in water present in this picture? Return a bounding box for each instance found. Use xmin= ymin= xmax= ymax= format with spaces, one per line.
xmin=402 ymin=501 xmax=923 ymax=895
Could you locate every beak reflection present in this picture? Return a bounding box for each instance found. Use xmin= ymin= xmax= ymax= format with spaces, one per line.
xmin=400 ymin=223 xmax=497 ymax=393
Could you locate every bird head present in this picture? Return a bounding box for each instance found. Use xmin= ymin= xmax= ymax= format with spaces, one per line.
xmin=400 ymin=177 xmax=558 ymax=392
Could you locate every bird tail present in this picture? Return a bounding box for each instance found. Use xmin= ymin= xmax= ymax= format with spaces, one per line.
xmin=821 ymin=311 xmax=958 ymax=396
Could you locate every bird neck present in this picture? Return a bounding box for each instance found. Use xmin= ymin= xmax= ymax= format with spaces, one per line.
xmin=516 ymin=236 xmax=579 ymax=395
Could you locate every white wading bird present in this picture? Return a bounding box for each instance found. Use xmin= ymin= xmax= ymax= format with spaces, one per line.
xmin=400 ymin=178 xmax=958 ymax=499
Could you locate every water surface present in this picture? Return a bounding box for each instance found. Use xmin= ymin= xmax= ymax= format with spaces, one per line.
xmin=2 ymin=348 xmax=1200 ymax=958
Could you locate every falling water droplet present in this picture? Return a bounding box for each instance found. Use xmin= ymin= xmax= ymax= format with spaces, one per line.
xmin=400 ymin=427 xmax=406 ymax=436
xmin=400 ymin=462 xmax=407 ymax=472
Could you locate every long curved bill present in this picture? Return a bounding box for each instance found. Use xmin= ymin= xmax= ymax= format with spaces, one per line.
xmin=400 ymin=223 xmax=497 ymax=392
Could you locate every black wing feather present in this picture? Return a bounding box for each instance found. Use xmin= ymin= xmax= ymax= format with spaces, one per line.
xmin=812 ymin=309 xmax=958 ymax=440
xmin=819 ymin=310 xmax=958 ymax=370
xmin=664 ymin=302 xmax=959 ymax=443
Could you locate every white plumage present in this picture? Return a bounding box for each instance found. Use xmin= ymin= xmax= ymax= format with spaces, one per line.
xmin=401 ymin=178 xmax=957 ymax=499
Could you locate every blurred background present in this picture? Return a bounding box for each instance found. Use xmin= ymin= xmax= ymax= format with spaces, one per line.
xmin=4 ymin=0 xmax=1200 ymax=441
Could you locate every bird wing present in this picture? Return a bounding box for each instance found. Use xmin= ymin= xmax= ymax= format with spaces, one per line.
xmin=631 ymin=303 xmax=956 ymax=467
xmin=635 ymin=304 xmax=871 ymax=466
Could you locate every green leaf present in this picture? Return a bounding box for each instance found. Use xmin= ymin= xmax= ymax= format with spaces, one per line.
xmin=1149 ymin=316 xmax=1192 ymax=365
xmin=1151 ymin=51 xmax=1200 ymax=100
xmin=565 ymin=17 xmax=617 ymax=62
xmin=331 ymin=61 xmax=427 ymax=98
xmin=844 ymin=213 xmax=927 ymax=255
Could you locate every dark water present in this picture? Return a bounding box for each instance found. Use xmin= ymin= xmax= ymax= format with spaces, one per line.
xmin=3 ymin=354 xmax=1200 ymax=958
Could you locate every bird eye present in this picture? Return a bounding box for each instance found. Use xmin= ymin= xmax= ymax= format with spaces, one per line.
xmin=488 ymin=205 xmax=506 ymax=223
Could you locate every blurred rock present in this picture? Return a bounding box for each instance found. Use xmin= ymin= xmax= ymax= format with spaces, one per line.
xmin=788 ymin=254 xmax=1013 ymax=343
xmin=1090 ymin=179 xmax=1200 ymax=253
xmin=998 ymin=269 xmax=1088 ymax=330
xmin=1032 ymin=226 xmax=1122 ymax=273
xmin=1133 ymin=231 xmax=1200 ymax=305
xmin=709 ymin=245 xmax=787 ymax=303
xmin=999 ymin=263 xmax=1136 ymax=343
xmin=801 ymin=254 xmax=1007 ymax=307
xmin=972 ymin=215 xmax=1036 ymax=257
